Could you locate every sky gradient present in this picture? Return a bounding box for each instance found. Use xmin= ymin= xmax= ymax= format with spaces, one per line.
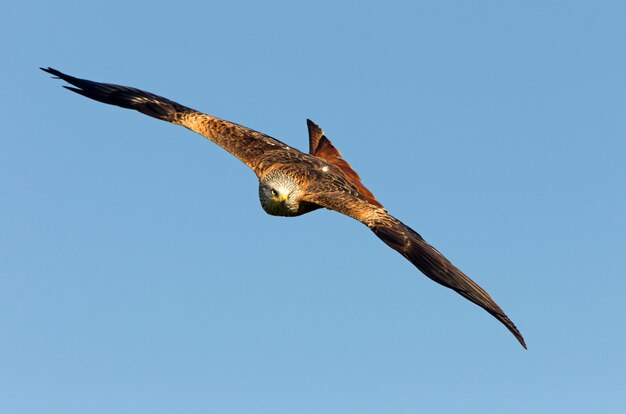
xmin=2 ymin=1 xmax=625 ymax=413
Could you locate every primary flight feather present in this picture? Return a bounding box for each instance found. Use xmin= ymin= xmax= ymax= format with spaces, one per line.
xmin=41 ymin=67 xmax=526 ymax=348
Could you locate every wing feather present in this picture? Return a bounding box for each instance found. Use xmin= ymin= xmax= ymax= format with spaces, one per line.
xmin=305 ymin=191 xmax=526 ymax=348
xmin=41 ymin=67 xmax=288 ymax=173
xmin=370 ymin=214 xmax=526 ymax=348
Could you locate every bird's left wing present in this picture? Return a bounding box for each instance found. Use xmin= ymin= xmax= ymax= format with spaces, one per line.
xmin=41 ymin=67 xmax=290 ymax=174
xmin=303 ymin=190 xmax=527 ymax=348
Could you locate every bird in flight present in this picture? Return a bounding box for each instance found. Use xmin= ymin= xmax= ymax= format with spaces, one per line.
xmin=41 ymin=67 xmax=526 ymax=348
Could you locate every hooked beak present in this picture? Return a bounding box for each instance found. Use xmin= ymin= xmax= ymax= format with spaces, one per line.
xmin=272 ymin=193 xmax=288 ymax=204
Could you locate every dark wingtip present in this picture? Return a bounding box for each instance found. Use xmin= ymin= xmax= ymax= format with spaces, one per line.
xmin=511 ymin=328 xmax=527 ymax=349
xmin=41 ymin=67 xmax=77 ymax=84
xmin=493 ymin=312 xmax=527 ymax=349
xmin=41 ymin=67 xmax=62 ymax=77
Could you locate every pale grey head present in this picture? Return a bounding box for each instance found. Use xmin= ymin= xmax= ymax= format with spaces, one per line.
xmin=258 ymin=170 xmax=305 ymax=217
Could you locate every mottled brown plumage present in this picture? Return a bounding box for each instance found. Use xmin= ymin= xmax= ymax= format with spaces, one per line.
xmin=306 ymin=119 xmax=382 ymax=208
xmin=42 ymin=67 xmax=526 ymax=348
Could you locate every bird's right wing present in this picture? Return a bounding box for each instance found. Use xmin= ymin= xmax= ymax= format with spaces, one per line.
xmin=41 ymin=67 xmax=291 ymax=174
xmin=304 ymin=190 xmax=527 ymax=348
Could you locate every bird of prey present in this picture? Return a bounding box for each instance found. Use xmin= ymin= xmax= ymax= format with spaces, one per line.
xmin=41 ymin=67 xmax=526 ymax=348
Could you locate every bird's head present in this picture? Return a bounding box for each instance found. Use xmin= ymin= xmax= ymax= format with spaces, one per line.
xmin=258 ymin=171 xmax=302 ymax=217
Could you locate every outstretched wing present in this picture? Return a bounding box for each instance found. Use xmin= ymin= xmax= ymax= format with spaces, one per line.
xmin=370 ymin=213 xmax=526 ymax=348
xmin=41 ymin=67 xmax=291 ymax=173
xmin=304 ymin=191 xmax=526 ymax=348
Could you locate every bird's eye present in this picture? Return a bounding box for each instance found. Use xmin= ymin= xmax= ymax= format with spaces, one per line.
xmin=271 ymin=189 xmax=278 ymax=197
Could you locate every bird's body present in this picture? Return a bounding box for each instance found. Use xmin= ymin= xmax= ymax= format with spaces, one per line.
xmin=257 ymin=155 xmax=374 ymax=218
xmin=42 ymin=67 xmax=526 ymax=348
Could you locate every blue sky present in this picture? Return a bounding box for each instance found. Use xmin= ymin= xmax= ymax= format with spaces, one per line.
xmin=2 ymin=1 xmax=625 ymax=412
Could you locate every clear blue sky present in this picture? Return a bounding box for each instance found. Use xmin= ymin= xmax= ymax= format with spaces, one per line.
xmin=2 ymin=1 xmax=625 ymax=413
